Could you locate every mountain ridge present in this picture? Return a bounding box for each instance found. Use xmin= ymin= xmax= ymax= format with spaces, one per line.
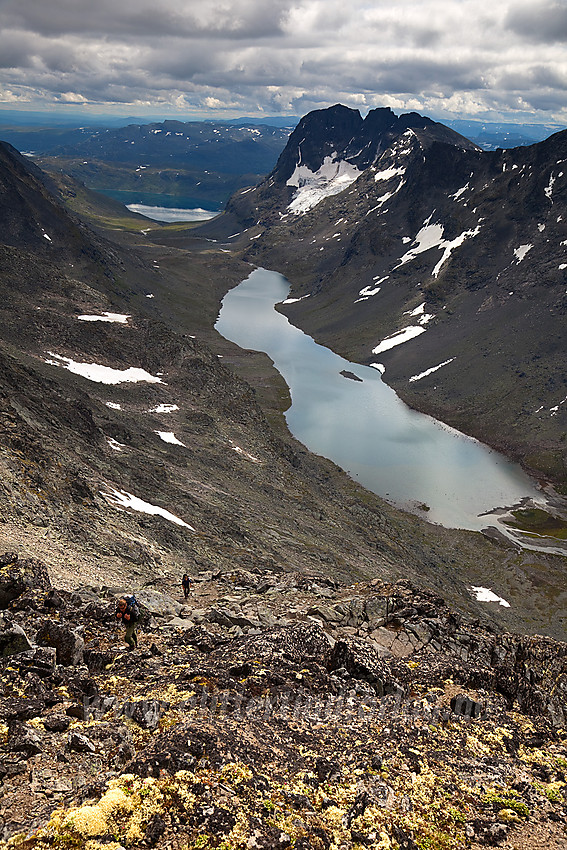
xmin=1 ymin=132 xmax=566 ymax=641
xmin=208 ymin=106 xmax=567 ymax=492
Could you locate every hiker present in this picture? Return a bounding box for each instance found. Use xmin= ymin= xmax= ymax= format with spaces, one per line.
xmin=182 ymin=573 xmax=191 ymax=599
xmin=116 ymin=596 xmax=139 ymax=650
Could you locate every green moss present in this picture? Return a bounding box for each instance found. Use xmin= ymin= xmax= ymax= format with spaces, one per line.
xmin=503 ymin=507 xmax=567 ymax=539
xmin=481 ymin=790 xmax=529 ymax=818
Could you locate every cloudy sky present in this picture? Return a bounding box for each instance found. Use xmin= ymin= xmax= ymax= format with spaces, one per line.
xmin=0 ymin=0 xmax=566 ymax=124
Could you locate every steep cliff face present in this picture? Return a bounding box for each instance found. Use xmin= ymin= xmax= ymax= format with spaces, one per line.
xmin=207 ymin=108 xmax=567 ymax=489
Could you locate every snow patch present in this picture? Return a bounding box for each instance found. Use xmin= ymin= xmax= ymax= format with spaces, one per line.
xmin=155 ymin=430 xmax=186 ymax=446
xmin=148 ymin=404 xmax=179 ymax=414
xmin=514 ymin=244 xmax=533 ymax=263
xmin=106 ymin=437 xmax=125 ymax=452
xmin=372 ymin=326 xmax=426 ymax=355
xmin=470 ymin=586 xmax=510 ymax=607
xmin=545 ymin=172 xmax=557 ymax=201
xmin=395 ymin=220 xmax=481 ymax=278
xmin=358 ymin=277 xmax=388 ymax=298
xmin=229 ymin=440 xmax=261 ymax=463
xmin=101 ymin=486 xmax=194 ymax=530
xmin=283 ymin=294 xmax=311 ymax=304
xmin=450 ymin=183 xmax=469 ymax=200
xmin=45 ymin=352 xmax=164 ymax=385
xmin=409 ymin=358 xmax=455 ymax=382
xmin=374 ymin=166 xmax=406 ymax=182
xmin=105 ymin=402 xmax=122 ymax=410
xmin=286 ymin=155 xmax=362 ymax=214
xmin=77 ymin=312 xmax=130 ymax=323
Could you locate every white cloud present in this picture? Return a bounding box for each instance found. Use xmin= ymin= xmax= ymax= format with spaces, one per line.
xmin=0 ymin=1 xmax=566 ymax=123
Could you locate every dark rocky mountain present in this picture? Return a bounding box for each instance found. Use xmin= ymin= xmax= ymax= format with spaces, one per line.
xmin=208 ymin=105 xmax=567 ymax=492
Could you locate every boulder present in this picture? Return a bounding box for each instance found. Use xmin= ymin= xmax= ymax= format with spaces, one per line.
xmin=207 ymin=607 xmax=261 ymax=629
xmin=134 ymin=589 xmax=182 ymax=618
xmin=43 ymin=714 xmax=71 ymax=733
xmin=0 ymin=622 xmax=32 ymax=656
xmin=35 ymin=622 xmax=84 ymax=666
xmin=7 ymin=720 xmax=43 ymax=755
xmin=0 ymin=553 xmax=51 ymax=608
xmin=451 ymin=693 xmax=484 ymax=719
xmin=67 ymin=731 xmax=96 ymax=753
xmin=0 ymin=696 xmax=45 ymax=722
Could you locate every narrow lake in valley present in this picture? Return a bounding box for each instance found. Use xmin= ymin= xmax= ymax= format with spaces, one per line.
xmin=216 ymin=268 xmax=558 ymax=548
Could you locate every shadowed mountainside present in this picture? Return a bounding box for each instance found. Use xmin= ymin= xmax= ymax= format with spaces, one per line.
xmin=201 ymin=105 xmax=567 ymax=492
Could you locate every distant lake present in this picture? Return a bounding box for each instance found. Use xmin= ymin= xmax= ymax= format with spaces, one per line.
xmin=126 ymin=203 xmax=219 ymax=223
xmin=216 ymin=268 xmax=552 ymax=545
xmin=99 ymin=189 xmax=221 ymax=218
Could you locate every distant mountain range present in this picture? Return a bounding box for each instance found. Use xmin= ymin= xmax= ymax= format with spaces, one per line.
xmin=202 ymin=104 xmax=567 ymax=492
xmin=0 ymin=112 xmax=563 ymax=212
xmin=0 ymin=119 xmax=292 ymax=210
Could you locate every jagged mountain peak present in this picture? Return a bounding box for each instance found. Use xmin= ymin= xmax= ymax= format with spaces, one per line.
xmin=214 ymin=103 xmax=482 ymax=229
xmin=271 ymin=103 xmax=479 ymax=187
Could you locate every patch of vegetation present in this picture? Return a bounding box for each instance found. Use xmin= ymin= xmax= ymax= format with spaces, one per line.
xmin=503 ymin=507 xmax=567 ymax=539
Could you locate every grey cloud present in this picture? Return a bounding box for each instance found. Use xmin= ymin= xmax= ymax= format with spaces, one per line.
xmin=0 ymin=32 xmax=35 ymax=69
xmin=506 ymin=1 xmax=567 ymax=43
xmin=0 ymin=0 xmax=566 ymax=124
xmin=300 ymin=54 xmax=487 ymax=98
xmin=1 ymin=0 xmax=292 ymax=40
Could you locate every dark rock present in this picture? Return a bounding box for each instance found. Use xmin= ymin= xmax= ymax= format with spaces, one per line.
xmin=0 ymin=554 xmax=51 ymax=609
xmin=43 ymin=589 xmax=65 ymax=609
xmin=450 ymin=693 xmax=484 ymax=719
xmin=0 ymin=696 xmax=45 ymax=722
xmin=35 ymin=621 xmax=84 ymax=666
xmin=121 ymin=700 xmax=170 ymax=730
xmin=65 ymin=703 xmax=88 ymax=720
xmin=83 ymin=648 xmax=114 ymax=672
xmin=11 ymin=645 xmax=57 ymax=678
xmin=315 ymin=758 xmax=341 ymax=782
xmin=7 ymin=720 xmax=43 ymax=755
xmin=143 ymin=813 xmax=166 ymax=847
xmin=43 ymin=714 xmax=71 ymax=732
xmin=329 ymin=637 xmax=389 ymax=694
xmin=0 ymin=622 xmax=32 ymax=656
xmin=246 ymin=827 xmax=291 ymax=849
xmin=66 ymin=731 xmax=96 ymax=753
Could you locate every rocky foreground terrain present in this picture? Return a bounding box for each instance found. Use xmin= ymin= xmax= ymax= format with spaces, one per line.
xmin=1 ymin=551 xmax=567 ymax=850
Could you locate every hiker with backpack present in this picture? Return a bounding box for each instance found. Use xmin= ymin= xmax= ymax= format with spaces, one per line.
xmin=182 ymin=574 xmax=191 ymax=599
xmin=116 ymin=595 xmax=140 ymax=650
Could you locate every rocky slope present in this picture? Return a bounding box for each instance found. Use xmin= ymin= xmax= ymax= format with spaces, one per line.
xmin=1 ymin=551 xmax=567 ymax=849
xmin=1 ymin=138 xmax=567 ymax=639
xmin=204 ymin=105 xmax=567 ymax=491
